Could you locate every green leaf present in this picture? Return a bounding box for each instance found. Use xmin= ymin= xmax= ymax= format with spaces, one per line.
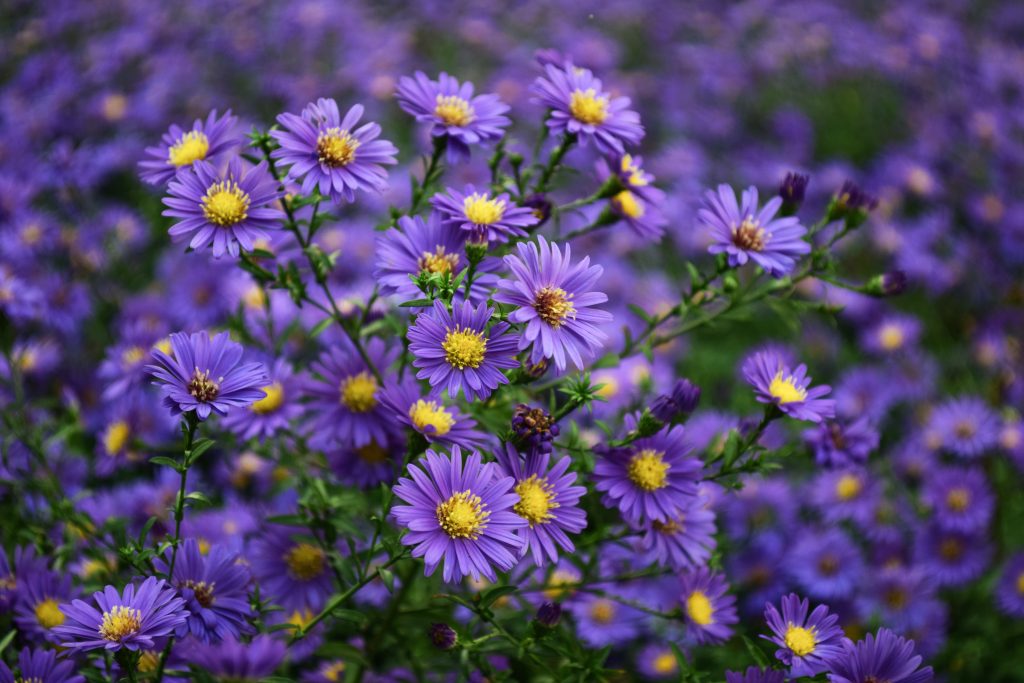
xmin=309 ymin=316 xmax=334 ymax=337
xmin=479 ymin=584 xmax=517 ymax=608
xmin=150 ymin=456 xmax=183 ymax=471
xmin=186 ymin=438 xmax=216 ymax=465
xmin=742 ymin=634 xmax=772 ymax=668
xmin=399 ymin=298 xmax=433 ymax=308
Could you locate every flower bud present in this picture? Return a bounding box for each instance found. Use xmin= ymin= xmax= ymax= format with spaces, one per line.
xmin=865 ymin=271 xmax=908 ymax=297
xmin=827 ymin=180 xmax=878 ymax=226
xmin=535 ymin=601 xmax=562 ymax=628
xmin=650 ymin=378 xmax=701 ymax=424
xmin=523 ymin=194 xmax=553 ymax=227
xmin=428 ymin=622 xmax=458 ymax=650
xmin=778 ymin=172 xmax=809 ymax=216
xmin=511 ymin=404 xmax=560 ymax=454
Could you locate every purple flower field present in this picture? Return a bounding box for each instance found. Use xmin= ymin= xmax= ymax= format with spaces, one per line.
xmin=2 ymin=1 xmax=1023 ymax=681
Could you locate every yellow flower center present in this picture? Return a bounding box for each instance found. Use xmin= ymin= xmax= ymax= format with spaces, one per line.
xmin=316 ymin=127 xmax=359 ymax=167
xmin=122 ymin=345 xmax=146 ymax=367
xmin=21 ymin=224 xmax=42 ymax=245
xmin=442 ymin=327 xmax=487 ymax=370
xmin=784 ymin=624 xmax=817 ymax=657
xmin=769 ymin=371 xmax=807 ymax=404
xmin=154 ymin=338 xmax=172 ymax=356
xmin=627 ymin=449 xmax=670 ymax=491
xmin=878 ymin=324 xmax=905 ymax=351
xmin=251 ymin=382 xmax=285 ymax=414
xmin=286 ymin=608 xmax=315 ymax=629
xmin=953 ymin=420 xmax=977 ymax=439
xmin=357 ymin=441 xmax=389 ymax=464
xmin=685 ymin=590 xmax=714 ymax=625
xmin=418 ymin=246 xmax=460 ymax=276
xmin=138 ymin=651 xmax=160 ymax=673
xmin=589 ymin=598 xmax=615 ymax=623
xmin=1016 ymin=571 xmax=1024 ymax=595
xmin=945 ymin=487 xmax=970 ymax=512
xmin=835 ymin=474 xmax=862 ymax=501
xmin=463 ymin=193 xmax=507 ymax=225
xmin=168 ymin=130 xmax=210 ymax=167
xmin=103 ymin=421 xmax=131 ymax=455
xmin=243 ymin=284 xmax=266 ymax=310
xmin=513 ymin=475 xmax=558 ymax=526
xmin=99 ymin=605 xmax=142 ymax=642
xmin=732 ymin=218 xmax=766 ymax=252
xmin=188 ymin=368 xmax=220 ymax=402
xmin=284 ymin=543 xmax=326 ymax=581
xmin=652 ymin=651 xmax=678 ymax=675
xmin=612 ymin=190 xmax=644 ymax=219
xmin=569 ymin=88 xmax=609 ymax=125
xmin=201 ymin=180 xmax=250 ymax=227
xmin=408 ymin=399 xmax=455 ymax=437
xmin=323 ymin=662 xmax=347 ymax=681
xmin=620 ymin=154 xmax=648 ymax=187
xmin=339 ymin=372 xmax=378 ymax=412
xmin=436 ymin=490 xmax=490 ymax=539
xmin=534 ymin=286 xmax=576 ymax=328
xmin=434 ymin=95 xmax=475 ymax=126
xmin=34 ymin=598 xmax=65 ymax=629
xmin=543 ymin=570 xmax=578 ymax=601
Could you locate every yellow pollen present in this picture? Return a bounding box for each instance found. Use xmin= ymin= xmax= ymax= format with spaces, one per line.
xmin=409 ymin=399 xmax=455 ymax=436
xmin=434 ymin=95 xmax=475 ymax=126
xmin=197 ymin=538 xmax=211 ymax=555
xmin=569 ymin=88 xmax=609 ymax=125
xmin=612 ymin=190 xmax=644 ymax=218
xmin=154 ymin=338 xmax=172 ymax=356
xmin=543 ymin=570 xmax=579 ymax=601
xmin=357 ymin=441 xmax=389 ymax=464
xmin=513 ymin=475 xmax=558 ymax=526
xmin=103 ymin=421 xmax=131 ymax=455
xmin=35 ymin=598 xmax=65 ymax=629
xmin=620 ymin=154 xmax=648 ymax=187
xmin=418 ymin=246 xmax=460 ymax=276
xmin=323 ymin=662 xmax=347 ymax=681
xmin=836 ymin=474 xmax=863 ymax=501
xmin=594 ymin=375 xmax=619 ymax=398
xmin=251 ymin=382 xmax=285 ymax=414
xmin=138 ymin=651 xmax=160 ymax=673
xmin=769 ymin=371 xmax=807 ymax=405
xmin=436 ymin=490 xmax=490 ymax=540
xmin=442 ymin=327 xmax=487 ymax=370
xmin=340 ymin=372 xmax=378 ymax=412
xmin=534 ymin=286 xmax=576 ymax=328
xmin=188 ymin=368 xmax=220 ymax=402
xmin=316 ymin=127 xmax=359 ymax=167
xmin=21 ymin=224 xmax=42 ymax=245
xmin=627 ymin=449 xmax=670 ymax=491
xmin=243 ymin=284 xmax=266 ymax=310
xmin=286 ymin=608 xmax=315 ymax=629
xmin=784 ymin=624 xmax=817 ymax=657
xmin=732 ymin=218 xmax=767 ymax=252
xmin=99 ymin=605 xmax=142 ymax=642
xmin=589 ymin=598 xmax=615 ymax=624
xmin=102 ymin=93 xmax=128 ymax=122
xmin=879 ymin=324 xmax=905 ymax=351
xmin=463 ymin=193 xmax=507 ymax=225
xmin=1016 ymin=571 xmax=1024 ymax=595
xmin=652 ymin=518 xmax=682 ymax=534
xmin=685 ymin=590 xmax=714 ymax=625
xmin=182 ymin=579 xmax=216 ymax=607
xmin=168 ymin=130 xmax=210 ymax=167
xmin=121 ymin=345 xmax=146 ymax=366
xmin=201 ymin=180 xmax=250 ymax=227
xmin=946 ymin=488 xmax=970 ymax=512
xmin=284 ymin=543 xmax=326 ymax=581
xmin=652 ymin=651 xmax=678 ymax=674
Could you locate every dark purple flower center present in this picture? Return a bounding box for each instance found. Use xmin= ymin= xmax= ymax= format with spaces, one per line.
xmin=188 ymin=368 xmax=220 ymax=402
xmin=182 ymin=579 xmax=216 ymax=607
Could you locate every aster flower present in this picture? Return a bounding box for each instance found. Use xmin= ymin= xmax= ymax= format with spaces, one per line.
xmin=922 ymin=466 xmax=993 ymax=532
xmin=139 ymin=109 xmax=239 ymax=185
xmin=395 ymin=71 xmax=511 ymax=161
xmin=925 ymin=396 xmax=1000 ymax=458
xmin=636 ymin=642 xmax=682 ymax=680
xmin=531 ymin=62 xmax=644 ymax=155
xmin=155 ymin=539 xmax=253 ymax=643
xmin=380 ymin=378 xmax=486 ymax=451
xmin=593 ymin=425 xmax=702 ymax=523
xmin=148 ymin=330 xmax=269 ymax=420
xmin=995 ymin=553 xmax=1024 ymax=618
xmin=221 ymin=357 xmax=303 ymax=440
xmin=858 ymin=566 xmax=938 ymax=632
xmin=407 ymin=299 xmax=520 ymax=402
xmin=325 ymin=434 xmax=402 ymax=490
xmin=597 ymin=155 xmax=667 ymax=240
xmin=1 ymin=547 xmax=51 ymax=611
xmin=633 ymin=492 xmax=716 ymax=571
xmin=391 ymin=446 xmax=526 ymax=583
xmin=762 ymin=594 xmax=844 ymax=677
xmin=249 ymin=527 xmax=334 ymax=610
xmin=511 ymin=404 xmax=560 ymax=455
xmin=185 ymin=634 xmax=286 ymax=680
xmin=162 ymin=157 xmax=284 ymax=259
xmin=804 ymin=416 xmax=879 ymax=469
xmin=743 ymin=350 xmax=835 ymax=423
xmin=913 ymin=523 xmax=990 ymax=587
xmin=568 ymin=589 xmax=645 ymax=647
xmin=784 ymin=527 xmax=864 ymax=601
xmin=828 ymin=628 xmax=934 ymax=683
xmin=701 ymin=184 xmax=810 ymax=277
xmin=679 ymin=567 xmax=739 ymax=645
xmin=53 ymin=576 xmax=188 ymax=652
xmin=271 ymin=98 xmax=398 ymax=203
xmin=494 ymin=443 xmax=587 ymax=567
xmin=650 ymin=378 xmax=702 ymax=425
xmin=726 ymin=667 xmax=785 ymax=683
xmin=431 ymin=185 xmax=539 ymax=244
xmin=494 ymin=237 xmax=612 ymax=372
xmin=862 ymin=313 xmax=922 ymax=354
xmin=0 ymin=647 xmax=84 ymax=683
xmin=12 ymin=566 xmax=76 ymax=643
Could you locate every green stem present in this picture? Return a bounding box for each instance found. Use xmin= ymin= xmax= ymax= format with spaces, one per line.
xmin=534 ymin=133 xmax=576 ymax=194
xmin=560 ymin=207 xmax=618 ymax=242
xmin=409 ymin=137 xmax=447 ymax=216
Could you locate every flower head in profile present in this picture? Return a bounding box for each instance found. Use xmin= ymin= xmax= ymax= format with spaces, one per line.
xmin=531 ymin=62 xmax=643 ymax=155
xmin=743 ymin=350 xmax=835 ymax=423
xmin=431 ymin=185 xmax=539 ymax=244
xmin=828 ymin=628 xmax=934 ymax=683
xmin=679 ymin=567 xmax=738 ymax=645
xmin=139 ymin=109 xmax=239 ymax=185
xmin=185 ymin=634 xmax=286 ymax=681
xmin=0 ymin=647 xmax=84 ymax=683
xmin=407 ymin=299 xmax=520 ymax=402
xmin=701 ymin=184 xmax=810 ymax=277
xmin=163 ymin=158 xmax=284 ymax=259
xmin=598 ymin=154 xmax=667 ymax=241
xmin=396 ymin=71 xmax=511 ymax=161
xmin=725 ymin=667 xmax=784 ymax=683
xmin=148 ymin=330 xmax=269 ymax=420
xmin=271 ymin=98 xmax=398 ymax=202
xmin=221 ymin=357 xmax=303 ymax=441
xmin=761 ymin=593 xmax=844 ymax=677
xmin=53 ymin=576 xmax=188 ymax=652
xmin=495 ymin=237 xmax=612 ymax=372
xmin=391 ymin=446 xmax=526 ymax=583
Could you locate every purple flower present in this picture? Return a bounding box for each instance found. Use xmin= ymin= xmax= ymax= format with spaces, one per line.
xmin=139 ymin=109 xmax=239 ymax=186
xmin=828 ymin=628 xmax=933 ymax=683
xmin=184 ymin=634 xmax=286 ymax=680
xmin=495 ymin=237 xmax=612 ymax=372
xmin=593 ymin=425 xmax=702 ymax=523
xmin=762 ymin=593 xmax=844 ymax=677
xmin=249 ymin=527 xmax=334 ymax=611
xmin=862 ymin=313 xmax=922 ymax=354
xmin=12 ymin=565 xmax=76 ymax=643
xmin=925 ymin=396 xmax=1000 ymax=458
xmin=148 ymin=330 xmax=269 ymax=420
xmin=701 ymin=184 xmax=810 ymax=277
xmin=568 ymin=588 xmax=645 ymax=647
xmin=784 ymin=527 xmax=864 ymax=601
xmin=0 ymin=647 xmax=84 ymax=683
xmin=995 ymin=553 xmax=1024 ymax=618
xmin=391 ymin=446 xmax=526 ymax=583
xmin=271 ymin=98 xmax=397 ymax=203
xmin=495 ymin=443 xmax=587 ymax=567
xmin=325 ymin=434 xmax=401 ymax=490
xmin=598 ymin=155 xmax=667 ymax=240
xmin=531 ymin=62 xmax=643 ymax=155
xmin=726 ymin=667 xmax=785 ymax=683
xmin=922 ymin=466 xmax=993 ymax=533
xmin=913 ymin=523 xmax=990 ymax=587
xmin=679 ymin=567 xmax=738 ymax=645
xmin=407 ymin=299 xmax=520 ymax=402
xmin=395 ymin=71 xmax=511 ymax=161
xmin=431 ymin=185 xmax=539 ymax=244
xmin=804 ymin=417 xmax=879 ymax=469
xmin=221 ymin=357 xmax=303 ymax=440
xmin=380 ymin=378 xmax=487 ymax=450
xmin=155 ymin=539 xmax=253 ymax=643
xmin=636 ymin=642 xmax=683 ymax=679
xmin=650 ymin=378 xmax=702 ymax=424
xmin=162 ymin=158 xmax=284 ymax=259
xmin=53 ymin=576 xmax=188 ymax=652
xmin=743 ymin=350 xmax=835 ymax=423
xmin=511 ymin=404 xmax=560 ymax=455
xmin=632 ymin=493 xmax=716 ymax=571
